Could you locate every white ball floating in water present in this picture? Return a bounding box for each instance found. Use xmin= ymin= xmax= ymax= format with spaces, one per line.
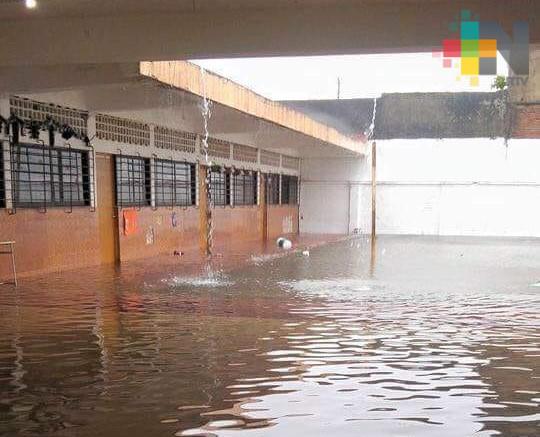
xmin=276 ymin=237 xmax=292 ymax=250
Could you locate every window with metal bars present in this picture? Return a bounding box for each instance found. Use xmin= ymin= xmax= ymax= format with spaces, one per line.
xmin=281 ymin=175 xmax=299 ymax=205
xmin=0 ymin=147 xmax=5 ymax=208
xmin=115 ymin=155 xmax=151 ymax=207
xmin=233 ymin=170 xmax=258 ymax=206
xmin=209 ymin=167 xmax=230 ymax=206
xmin=10 ymin=143 xmax=90 ymax=208
xmin=265 ymin=173 xmax=280 ymax=205
xmin=154 ymin=159 xmax=196 ymax=207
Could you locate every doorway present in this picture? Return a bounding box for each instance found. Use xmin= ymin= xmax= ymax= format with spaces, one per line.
xmin=96 ymin=153 xmax=120 ymax=264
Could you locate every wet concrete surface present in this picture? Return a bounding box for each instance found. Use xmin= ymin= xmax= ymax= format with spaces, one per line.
xmin=0 ymin=236 xmax=539 ymax=436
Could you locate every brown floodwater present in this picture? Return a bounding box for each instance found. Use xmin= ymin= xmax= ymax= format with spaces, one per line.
xmin=0 ymin=236 xmax=539 ymax=437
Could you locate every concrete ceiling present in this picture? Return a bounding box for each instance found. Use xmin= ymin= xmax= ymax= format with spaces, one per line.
xmin=1 ymin=0 xmax=537 ymax=66
xmin=0 ymin=1 xmax=450 ymax=19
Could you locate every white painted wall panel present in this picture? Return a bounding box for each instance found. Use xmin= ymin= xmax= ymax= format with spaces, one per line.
xmin=300 ymin=182 xmax=350 ymax=234
xmin=300 ymin=157 xmax=366 ymax=234
xmin=300 ymin=138 xmax=540 ymax=237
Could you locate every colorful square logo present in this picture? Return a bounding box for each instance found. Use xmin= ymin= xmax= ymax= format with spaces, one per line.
xmin=434 ymin=9 xmax=507 ymax=87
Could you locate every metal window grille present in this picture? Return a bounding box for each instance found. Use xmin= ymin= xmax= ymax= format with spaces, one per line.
xmin=154 ymin=159 xmax=196 ymax=207
xmin=10 ymin=96 xmax=88 ymax=138
xmin=260 ymin=150 xmax=281 ymax=167
xmin=209 ymin=167 xmax=230 ymax=206
xmin=0 ymin=147 xmax=5 ymax=208
xmin=208 ymin=138 xmax=231 ymax=159
xmin=265 ymin=173 xmax=280 ymax=205
xmin=232 ymin=143 xmax=258 ymax=163
xmin=96 ymin=114 xmax=150 ymax=146
xmin=9 ymin=143 xmax=91 ymax=208
xmin=115 ymin=155 xmax=151 ymax=207
xmin=233 ymin=170 xmax=257 ymax=206
xmin=282 ymin=155 xmax=300 ymax=170
xmin=154 ymin=126 xmax=197 ymax=153
xmin=281 ymin=175 xmax=299 ymax=205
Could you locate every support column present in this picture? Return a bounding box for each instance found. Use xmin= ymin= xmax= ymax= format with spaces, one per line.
xmin=260 ymin=172 xmax=268 ymax=242
xmin=371 ymin=141 xmax=377 ymax=239
xmin=87 ymin=113 xmax=97 ymax=210
xmin=198 ymin=164 xmax=210 ymax=255
xmin=370 ymin=142 xmax=377 ymax=278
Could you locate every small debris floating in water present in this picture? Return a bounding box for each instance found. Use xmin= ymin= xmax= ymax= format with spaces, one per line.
xmin=302 ymin=250 xmax=310 ymax=257
xmin=276 ymin=237 xmax=292 ymax=250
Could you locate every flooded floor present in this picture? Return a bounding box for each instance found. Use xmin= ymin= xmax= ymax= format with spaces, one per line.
xmin=0 ymin=236 xmax=539 ymax=437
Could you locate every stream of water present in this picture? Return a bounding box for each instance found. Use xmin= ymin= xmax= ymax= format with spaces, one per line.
xmin=199 ymin=66 xmax=214 ymax=256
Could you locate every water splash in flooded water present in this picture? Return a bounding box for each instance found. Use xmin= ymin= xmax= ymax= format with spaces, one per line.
xmin=0 ymin=237 xmax=539 ymax=437
xmin=167 ymin=267 xmax=233 ymax=288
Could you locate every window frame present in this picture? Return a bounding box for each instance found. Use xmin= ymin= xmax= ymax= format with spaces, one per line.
xmin=233 ymin=170 xmax=258 ymax=206
xmin=0 ymin=146 xmax=5 ymax=208
xmin=153 ymin=159 xmax=196 ymax=208
xmin=265 ymin=173 xmax=280 ymax=205
xmin=115 ymin=155 xmax=151 ymax=208
xmin=9 ymin=142 xmax=91 ymax=209
xmin=281 ymin=175 xmax=299 ymax=205
xmin=209 ymin=166 xmax=231 ymax=207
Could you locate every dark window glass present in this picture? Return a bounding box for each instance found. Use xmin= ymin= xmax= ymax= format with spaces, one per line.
xmin=154 ymin=159 xmax=196 ymax=207
xmin=209 ymin=167 xmax=230 ymax=206
xmin=233 ymin=171 xmax=257 ymax=206
xmin=281 ymin=175 xmax=298 ymax=205
xmin=10 ymin=143 xmax=90 ymax=208
xmin=265 ymin=173 xmax=280 ymax=205
xmin=115 ymin=155 xmax=151 ymax=207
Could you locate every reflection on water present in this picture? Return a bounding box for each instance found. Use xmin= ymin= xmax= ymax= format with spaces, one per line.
xmin=0 ymin=237 xmax=539 ymax=437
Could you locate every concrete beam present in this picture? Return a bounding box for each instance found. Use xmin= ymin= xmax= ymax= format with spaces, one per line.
xmin=9 ymin=72 xmax=356 ymax=158
xmin=140 ymin=61 xmax=364 ymax=155
xmin=0 ymin=0 xmax=537 ymax=66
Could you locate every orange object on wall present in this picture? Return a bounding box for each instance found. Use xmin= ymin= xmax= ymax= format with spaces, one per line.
xmin=123 ymin=209 xmax=138 ymax=236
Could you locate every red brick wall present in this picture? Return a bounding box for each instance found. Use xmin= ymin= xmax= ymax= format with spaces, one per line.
xmin=513 ymin=104 xmax=540 ymax=138
xmin=117 ymin=207 xmax=200 ymax=262
xmin=0 ymin=208 xmax=100 ymax=280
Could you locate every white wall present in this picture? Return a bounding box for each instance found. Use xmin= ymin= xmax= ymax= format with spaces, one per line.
xmin=300 ymin=138 xmax=540 ymax=237
xmin=300 ymin=157 xmax=367 ymax=234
